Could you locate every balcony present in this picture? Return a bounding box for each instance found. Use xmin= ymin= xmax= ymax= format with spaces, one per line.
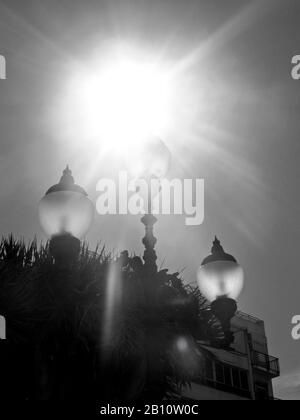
xmin=252 ymin=350 xmax=280 ymax=378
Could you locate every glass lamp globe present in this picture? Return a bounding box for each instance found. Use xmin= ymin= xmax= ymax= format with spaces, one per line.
xmin=39 ymin=166 xmax=94 ymax=240
xmin=197 ymin=237 xmax=244 ymax=303
xmin=198 ymin=237 xmax=244 ymax=347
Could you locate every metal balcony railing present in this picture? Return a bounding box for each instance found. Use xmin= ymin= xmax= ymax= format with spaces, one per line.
xmin=236 ymin=311 xmax=264 ymax=325
xmin=252 ymin=350 xmax=280 ymax=378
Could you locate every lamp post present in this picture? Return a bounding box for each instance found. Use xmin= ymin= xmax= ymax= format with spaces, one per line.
xmin=197 ymin=237 xmax=244 ymax=348
xmin=38 ymin=166 xmax=94 ymax=265
xmin=134 ymin=137 xmax=171 ymax=276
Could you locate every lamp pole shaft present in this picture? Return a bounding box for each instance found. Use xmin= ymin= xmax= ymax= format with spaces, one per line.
xmin=49 ymin=234 xmax=81 ymax=268
xmin=141 ymin=177 xmax=159 ymax=275
xmin=141 ymin=213 xmax=158 ymax=275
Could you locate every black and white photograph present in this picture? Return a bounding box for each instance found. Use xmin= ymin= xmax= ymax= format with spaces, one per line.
xmin=0 ymin=0 xmax=299 ymax=407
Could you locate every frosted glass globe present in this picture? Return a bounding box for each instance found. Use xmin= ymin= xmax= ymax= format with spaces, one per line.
xmin=39 ymin=191 xmax=94 ymax=239
xmin=197 ymin=260 xmax=244 ymax=303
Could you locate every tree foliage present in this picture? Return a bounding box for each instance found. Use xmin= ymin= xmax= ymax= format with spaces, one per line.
xmin=0 ymin=236 xmax=221 ymax=401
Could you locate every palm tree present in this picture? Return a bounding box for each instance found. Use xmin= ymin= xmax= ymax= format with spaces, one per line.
xmin=0 ymin=236 xmax=221 ymax=401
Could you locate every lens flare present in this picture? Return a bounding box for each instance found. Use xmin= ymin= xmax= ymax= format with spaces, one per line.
xmin=63 ymin=55 xmax=173 ymax=154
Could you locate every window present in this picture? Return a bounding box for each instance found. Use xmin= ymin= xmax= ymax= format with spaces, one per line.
xmin=224 ymin=366 xmax=232 ymax=386
xmin=200 ymin=357 xmax=250 ymax=398
xmin=215 ymin=363 xmax=224 ymax=383
xmin=240 ymin=370 xmax=249 ymax=390
xmin=232 ymin=368 xmax=240 ymax=388
xmin=205 ymin=359 xmax=214 ymax=380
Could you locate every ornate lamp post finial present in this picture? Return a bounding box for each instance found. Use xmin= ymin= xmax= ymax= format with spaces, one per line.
xmin=212 ymin=236 xmax=223 ymax=253
xmin=59 ymin=165 xmax=74 ymax=187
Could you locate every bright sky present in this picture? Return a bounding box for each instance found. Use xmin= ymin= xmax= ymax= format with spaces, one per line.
xmin=0 ymin=0 xmax=299 ymax=399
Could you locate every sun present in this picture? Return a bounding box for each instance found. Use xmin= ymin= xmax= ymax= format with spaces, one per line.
xmin=63 ymin=55 xmax=173 ymax=155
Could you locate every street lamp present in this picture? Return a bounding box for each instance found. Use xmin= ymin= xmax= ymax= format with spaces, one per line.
xmin=38 ymin=166 xmax=94 ymax=263
xmin=133 ymin=137 xmax=171 ymax=275
xmin=197 ymin=237 xmax=244 ymax=347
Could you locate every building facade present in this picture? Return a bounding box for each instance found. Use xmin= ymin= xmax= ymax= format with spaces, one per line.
xmin=182 ymin=311 xmax=280 ymax=400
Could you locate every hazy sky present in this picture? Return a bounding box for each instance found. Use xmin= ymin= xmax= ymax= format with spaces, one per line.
xmin=0 ymin=0 xmax=299 ymax=399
